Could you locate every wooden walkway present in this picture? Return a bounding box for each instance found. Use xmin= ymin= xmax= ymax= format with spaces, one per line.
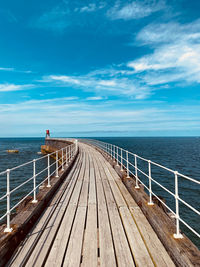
xmin=8 ymin=143 xmax=175 ymax=267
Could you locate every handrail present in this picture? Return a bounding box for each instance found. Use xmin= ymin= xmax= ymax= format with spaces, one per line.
xmin=82 ymin=138 xmax=200 ymax=241
xmin=0 ymin=139 xmax=78 ymax=233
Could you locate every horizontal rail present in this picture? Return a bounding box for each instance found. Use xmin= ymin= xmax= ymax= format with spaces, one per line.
xmin=82 ymin=138 xmax=200 ymax=241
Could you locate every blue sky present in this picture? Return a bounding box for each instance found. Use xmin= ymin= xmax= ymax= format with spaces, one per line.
xmin=0 ymin=0 xmax=200 ymax=137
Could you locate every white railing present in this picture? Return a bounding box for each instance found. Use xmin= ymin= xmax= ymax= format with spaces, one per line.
xmin=82 ymin=139 xmax=200 ymax=241
xmin=0 ymin=141 xmax=77 ymax=233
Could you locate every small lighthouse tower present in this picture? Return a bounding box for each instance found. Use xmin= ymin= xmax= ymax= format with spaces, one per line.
xmin=46 ymin=129 xmax=50 ymax=139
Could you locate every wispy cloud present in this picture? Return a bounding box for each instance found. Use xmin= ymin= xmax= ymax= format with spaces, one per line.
xmin=43 ymin=72 xmax=150 ymax=99
xmin=76 ymin=2 xmax=106 ymax=13
xmin=0 ymin=67 xmax=32 ymax=73
xmin=0 ymin=83 xmax=33 ymax=92
xmin=32 ymin=5 xmax=70 ymax=32
xmin=86 ymin=96 xmax=104 ymax=100
xmin=32 ymin=2 xmax=107 ymax=33
xmin=107 ymin=0 xmax=166 ymax=20
xmin=0 ymin=67 xmax=15 ymax=72
xmin=127 ymin=19 xmax=200 ymax=86
xmin=1 ymin=96 xmax=200 ymax=136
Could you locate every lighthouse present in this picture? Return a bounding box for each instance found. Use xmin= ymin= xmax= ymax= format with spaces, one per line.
xmin=46 ymin=129 xmax=50 ymax=139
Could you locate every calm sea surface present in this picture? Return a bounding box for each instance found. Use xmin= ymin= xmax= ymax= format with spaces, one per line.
xmin=0 ymin=137 xmax=199 ymax=248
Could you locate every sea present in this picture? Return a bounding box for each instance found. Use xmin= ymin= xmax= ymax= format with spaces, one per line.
xmin=0 ymin=137 xmax=199 ymax=248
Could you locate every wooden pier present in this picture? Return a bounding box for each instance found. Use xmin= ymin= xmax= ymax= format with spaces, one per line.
xmin=7 ymin=142 xmax=175 ymax=266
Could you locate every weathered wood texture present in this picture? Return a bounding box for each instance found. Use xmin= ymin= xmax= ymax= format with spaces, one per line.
xmin=0 ymin=146 xmax=79 ymax=267
xmin=94 ymin=145 xmax=200 ymax=267
xmin=6 ymin=142 xmax=179 ymax=267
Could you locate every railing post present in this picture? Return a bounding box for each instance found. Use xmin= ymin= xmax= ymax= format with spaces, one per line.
xmin=148 ymin=160 xmax=154 ymax=205
xmin=32 ymin=159 xmax=38 ymax=203
xmin=68 ymin=146 xmax=70 ymax=163
xmin=120 ymin=148 xmax=123 ymax=171
xmin=111 ymin=144 xmax=113 ymax=160
xmin=4 ymin=169 xmax=12 ymax=232
xmin=173 ymin=171 xmax=183 ymax=239
xmin=56 ymin=151 xmax=59 ymax=177
xmin=69 ymin=145 xmax=71 ymax=161
xmin=116 ymin=146 xmax=119 ymax=166
xmin=61 ymin=148 xmax=64 ymax=171
xmin=134 ymin=154 xmax=140 ymax=188
xmin=75 ymin=139 xmax=78 ymax=152
xmin=47 ymin=154 xmax=51 ymax=187
xmin=66 ymin=147 xmax=68 ymax=166
xmin=126 ymin=151 xmax=130 ymax=178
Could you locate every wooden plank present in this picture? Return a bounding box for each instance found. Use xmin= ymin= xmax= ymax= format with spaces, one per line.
xmin=99 ymin=160 xmax=126 ymax=207
xmin=97 ymin=148 xmax=177 ymax=266
xmin=114 ymin=179 xmax=139 ymax=208
xmin=93 ymin=155 xmax=102 ymax=182
xmin=94 ymin=157 xmax=116 ymax=267
xmin=79 ymin=181 xmax=89 ymax=207
xmin=78 ymin=151 xmax=86 ymax=181
xmin=88 ymin=158 xmax=96 ymax=205
xmin=108 ymin=180 xmax=127 ymax=208
xmin=81 ymin=205 xmax=98 ymax=267
xmin=9 ymin=152 xmax=83 ymax=266
xmin=24 ymin=151 xmax=86 ymax=266
xmin=119 ymin=207 xmax=154 ymax=267
xmin=98 ymin=150 xmax=175 ymax=266
xmin=96 ymin=181 xmax=116 ymax=267
xmin=79 ymin=150 xmax=90 ymax=207
xmin=98 ymin=164 xmax=134 ymax=267
xmin=102 ymin=179 xmax=116 ymax=208
xmin=69 ymin=153 xmax=86 ymax=206
xmin=106 ymin=205 xmax=134 ymax=267
xmin=82 ymin=153 xmax=90 ymax=182
xmin=130 ymin=207 xmax=175 ymax=267
xmin=102 ymin=159 xmax=139 ymax=208
xmin=63 ymin=206 xmax=87 ymax=267
xmin=44 ymin=154 xmax=87 ymax=266
xmin=44 ymin=204 xmax=77 ymax=267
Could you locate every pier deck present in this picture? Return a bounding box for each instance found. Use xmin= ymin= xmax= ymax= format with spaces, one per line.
xmin=8 ymin=143 xmax=174 ymax=266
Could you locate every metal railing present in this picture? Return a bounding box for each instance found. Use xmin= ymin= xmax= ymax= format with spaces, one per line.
xmin=0 ymin=141 xmax=77 ymax=233
xmin=83 ymin=139 xmax=200 ymax=241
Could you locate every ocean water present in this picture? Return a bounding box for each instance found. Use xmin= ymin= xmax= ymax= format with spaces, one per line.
xmin=91 ymin=137 xmax=200 ymax=248
xmin=0 ymin=138 xmax=47 ymax=221
xmin=0 ymin=137 xmax=199 ymax=248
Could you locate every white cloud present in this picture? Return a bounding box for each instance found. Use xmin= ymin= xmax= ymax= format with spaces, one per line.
xmin=49 ymin=75 xmax=81 ymax=85
xmin=99 ymin=80 xmax=116 ymax=86
xmin=107 ymin=0 xmax=165 ymax=20
xmin=0 ymin=83 xmax=33 ymax=92
xmin=75 ymin=2 xmax=106 ymax=13
xmin=0 ymin=67 xmax=32 ymax=73
xmin=0 ymin=67 xmax=15 ymax=71
xmin=136 ymin=19 xmax=200 ymax=45
xmin=43 ymin=73 xmax=150 ymax=99
xmin=86 ymin=96 xmax=103 ymax=100
xmin=79 ymin=4 xmax=97 ymax=13
xmin=128 ymin=19 xmax=200 ymax=85
xmin=1 ymin=96 xmax=200 ymax=136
